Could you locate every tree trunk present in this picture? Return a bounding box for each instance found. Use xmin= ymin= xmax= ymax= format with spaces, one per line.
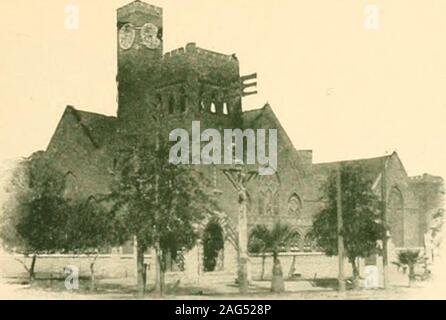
xmin=271 ymin=253 xmax=285 ymax=293
xmin=351 ymin=259 xmax=360 ymax=289
xmin=288 ymin=255 xmax=297 ymax=280
xmin=89 ymin=254 xmax=99 ymax=291
xmin=160 ymin=254 xmax=166 ymax=295
xmin=260 ymin=254 xmax=266 ymax=281
xmin=408 ymin=265 xmax=416 ymax=287
xmin=136 ymin=243 xmax=146 ymax=297
xmin=154 ymin=241 xmax=163 ymax=297
xmin=29 ymin=254 xmax=37 ymax=282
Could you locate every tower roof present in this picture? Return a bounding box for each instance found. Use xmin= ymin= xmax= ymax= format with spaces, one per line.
xmin=117 ymin=0 xmax=162 ymax=20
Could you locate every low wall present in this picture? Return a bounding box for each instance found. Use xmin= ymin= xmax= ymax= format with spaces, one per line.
xmin=250 ymin=252 xmax=353 ymax=280
xmin=0 ymin=252 xmax=348 ymax=280
xmin=0 ymin=249 xmax=412 ymax=286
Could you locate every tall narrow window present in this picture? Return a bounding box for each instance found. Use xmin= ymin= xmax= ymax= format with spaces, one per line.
xmin=64 ymin=172 xmax=78 ymax=200
xmin=210 ymin=102 xmax=217 ymax=114
xmin=288 ymin=194 xmax=302 ymax=218
xmin=179 ymin=87 xmax=186 ymax=113
xmin=156 ymin=94 xmax=163 ymax=111
xmin=168 ymin=95 xmax=174 ymax=114
xmin=199 ymin=101 xmax=206 ymax=112
xmin=223 ymin=102 xmax=229 ymax=115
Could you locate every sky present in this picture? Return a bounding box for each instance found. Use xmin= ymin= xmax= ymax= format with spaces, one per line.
xmin=1 ymin=0 xmax=446 ymax=179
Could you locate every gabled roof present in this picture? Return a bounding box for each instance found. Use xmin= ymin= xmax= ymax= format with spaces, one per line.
xmin=48 ymin=106 xmax=117 ymax=151
xmin=242 ymin=103 xmax=295 ymax=148
xmin=66 ymin=106 xmax=117 ymax=148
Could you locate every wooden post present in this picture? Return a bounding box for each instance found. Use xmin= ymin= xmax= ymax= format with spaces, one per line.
xmin=238 ymin=190 xmax=249 ymax=294
xmin=381 ymin=159 xmax=389 ymax=289
xmin=337 ymin=165 xmax=346 ymax=292
xmin=222 ymin=166 xmax=257 ymax=294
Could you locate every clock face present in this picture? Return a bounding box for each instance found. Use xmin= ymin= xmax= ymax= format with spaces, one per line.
xmin=119 ymin=23 xmax=136 ymax=50
xmin=140 ymin=23 xmax=161 ymax=49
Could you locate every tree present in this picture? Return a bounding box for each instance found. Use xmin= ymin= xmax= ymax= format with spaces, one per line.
xmin=111 ymin=136 xmax=216 ymax=296
xmin=248 ymin=226 xmax=268 ymax=281
xmin=396 ymin=250 xmax=423 ymax=287
xmin=0 ymin=154 xmax=67 ymax=282
xmin=248 ymin=222 xmax=299 ymax=293
xmin=310 ymin=163 xmax=385 ymax=288
xmin=202 ymin=221 xmax=224 ymax=272
xmin=62 ymin=197 xmax=128 ymax=291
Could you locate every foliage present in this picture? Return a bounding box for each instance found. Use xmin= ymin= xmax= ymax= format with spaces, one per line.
xmin=310 ymin=164 xmax=385 ymax=276
xmin=1 ymin=154 xmax=67 ymax=253
xmin=111 ymin=136 xmax=217 ymax=294
xmin=397 ymin=250 xmax=421 ymax=266
xmin=249 ymin=223 xmax=299 ymax=258
xmin=248 ymin=222 xmax=299 ymax=292
xmin=0 ymin=154 xmax=68 ymax=279
xmin=62 ymin=197 xmax=127 ymax=254
xmin=396 ymin=250 xmax=424 ymax=286
xmin=202 ymin=221 xmax=224 ymax=272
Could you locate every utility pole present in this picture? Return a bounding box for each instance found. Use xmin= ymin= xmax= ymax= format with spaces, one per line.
xmin=381 ymin=158 xmax=389 ymax=289
xmin=223 ymin=162 xmax=258 ymax=294
xmin=337 ymin=164 xmax=346 ymax=292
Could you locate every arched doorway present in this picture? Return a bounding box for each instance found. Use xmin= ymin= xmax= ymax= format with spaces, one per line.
xmin=388 ymin=187 xmax=404 ymax=247
xmin=202 ymin=221 xmax=224 ymax=272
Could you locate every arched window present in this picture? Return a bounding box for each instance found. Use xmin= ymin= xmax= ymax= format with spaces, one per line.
xmin=258 ymin=190 xmax=266 ymax=215
xmin=199 ymin=100 xmax=206 ymax=112
xmin=63 ymin=172 xmax=78 ymax=199
xmin=288 ymin=194 xmax=302 ymax=217
xmin=265 ymin=189 xmax=274 ymax=215
xmin=210 ymin=102 xmax=217 ymax=114
xmin=223 ymin=102 xmax=229 ymax=115
xmin=198 ymin=86 xmax=206 ymax=112
xmin=179 ymin=87 xmax=186 ymax=113
xmin=155 ymin=93 xmax=163 ymax=111
xmin=168 ymin=95 xmax=175 ymax=114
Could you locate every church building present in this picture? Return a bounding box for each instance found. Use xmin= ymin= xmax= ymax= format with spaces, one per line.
xmin=41 ymin=1 xmax=443 ymax=283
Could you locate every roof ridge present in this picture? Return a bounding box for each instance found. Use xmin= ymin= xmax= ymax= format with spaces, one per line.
xmin=314 ymin=153 xmax=392 ymax=166
xmin=66 ymin=105 xmax=117 ymax=120
xmin=66 ymin=106 xmax=100 ymax=149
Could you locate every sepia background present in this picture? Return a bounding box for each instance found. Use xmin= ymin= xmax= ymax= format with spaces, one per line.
xmin=0 ymin=0 xmax=445 ymax=298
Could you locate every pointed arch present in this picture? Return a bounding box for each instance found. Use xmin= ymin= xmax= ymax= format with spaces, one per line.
xmin=179 ymin=87 xmax=187 ymax=113
xmin=199 ymin=100 xmax=206 ymax=112
xmin=63 ymin=171 xmax=78 ymax=199
xmin=155 ymin=93 xmax=163 ymax=112
xmin=258 ymin=189 xmax=266 ymax=215
xmin=168 ymin=95 xmax=175 ymax=114
xmin=210 ymin=102 xmax=217 ymax=114
xmin=288 ymin=193 xmax=302 ymax=217
xmin=223 ymin=102 xmax=229 ymax=115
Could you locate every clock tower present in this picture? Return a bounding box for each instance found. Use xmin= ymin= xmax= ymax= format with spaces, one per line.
xmin=117 ymin=1 xmax=163 ymax=125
